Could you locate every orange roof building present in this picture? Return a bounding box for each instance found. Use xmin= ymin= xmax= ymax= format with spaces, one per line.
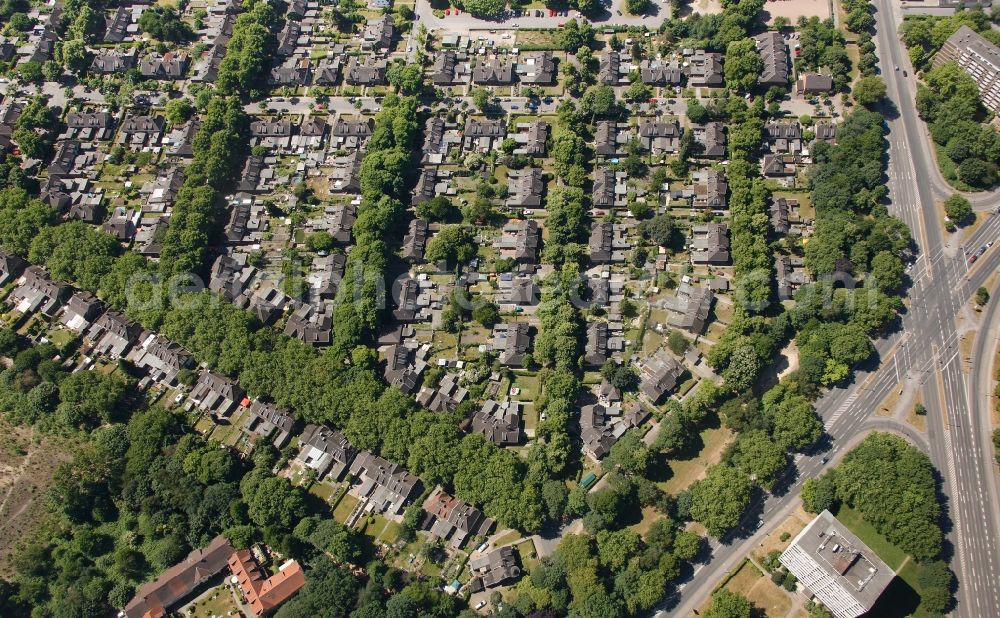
xmin=228 ymin=550 xmax=306 ymax=616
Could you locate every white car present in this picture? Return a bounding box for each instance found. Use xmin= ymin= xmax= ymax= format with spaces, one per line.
xmin=474 ymin=600 xmax=487 ymax=610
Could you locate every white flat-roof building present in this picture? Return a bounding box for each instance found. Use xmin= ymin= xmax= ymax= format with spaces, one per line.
xmin=779 ymin=510 xmax=894 ymax=618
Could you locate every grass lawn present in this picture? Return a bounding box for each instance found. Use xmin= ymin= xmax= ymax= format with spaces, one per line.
xmin=332 ymin=492 xmax=360 ymax=523
xmin=492 ymin=529 xmax=522 ymax=548
xmin=511 ymin=373 xmax=539 ymax=401
xmin=46 ymin=328 xmax=76 ymax=351
xmin=514 ymin=539 xmax=539 ymax=572
xmin=661 ymin=423 xmax=734 ymax=495
xmin=309 ymin=482 xmax=335 ymax=502
xmin=180 ymin=583 xmax=239 ymax=618
xmin=832 ymin=504 xmax=907 ymax=571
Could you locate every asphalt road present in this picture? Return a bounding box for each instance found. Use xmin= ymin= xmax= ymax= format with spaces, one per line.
xmin=663 ymin=2 xmax=1000 ymax=615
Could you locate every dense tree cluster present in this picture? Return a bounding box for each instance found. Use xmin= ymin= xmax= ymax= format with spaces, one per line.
xmin=796 ymin=17 xmax=852 ymax=91
xmin=801 ymin=433 xmax=952 ymax=613
xmin=725 ymin=99 xmax=772 ymax=308
xmin=216 ymin=0 xmax=278 ymax=95
xmin=831 ymin=433 xmax=943 ymax=561
xmin=157 ymin=96 xmax=249 ymax=281
xmin=916 ymin=61 xmax=1000 ymax=188
xmin=801 ymin=108 xmax=907 ymax=325
xmin=12 ymin=95 xmax=60 ymax=160
xmin=510 ymin=513 xmax=701 ymax=617
xmin=138 ymin=4 xmax=193 ymax=42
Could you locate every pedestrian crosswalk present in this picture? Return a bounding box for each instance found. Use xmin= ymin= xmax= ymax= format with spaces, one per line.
xmin=824 ymin=393 xmax=859 ymax=430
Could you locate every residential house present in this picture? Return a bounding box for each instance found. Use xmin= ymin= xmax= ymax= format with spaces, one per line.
xmin=639 ymin=120 xmax=682 ymax=154
xmin=331 ymin=117 xmax=374 ymax=150
xmin=687 ymin=50 xmax=724 ymax=87
xmin=690 ymin=222 xmax=731 ymax=264
xmin=349 ymin=450 xmax=421 ymax=515
xmin=140 ymin=52 xmax=188 ymax=79
xmin=472 ymin=399 xmax=522 ymax=446
xmin=595 ymin=121 xmax=629 ymax=157
xmin=48 ymin=140 xmax=81 ymax=181
xmin=103 ymin=206 xmax=140 ymax=242
xmin=120 ymin=115 xmax=165 ymax=148
xmin=472 ymin=57 xmax=515 ymax=85
xmin=383 ymin=344 xmax=419 ymax=394
xmin=469 ymin=547 xmax=521 ymax=590
xmin=141 ymin=168 xmax=185 ymax=215
xmin=90 ymin=48 xmax=136 ymax=74
xmin=296 ymin=424 xmax=358 ymax=481
xmin=584 ymin=321 xmax=608 ymax=366
xmin=130 ymin=333 xmax=195 ymax=386
xmin=105 ymin=6 xmax=130 ymax=43
xmin=431 ymin=50 xmax=462 ymax=85
xmin=60 ymin=291 xmax=103 ymax=333
xmin=64 ymin=112 xmax=115 ymax=141
xmin=599 ymin=50 xmax=625 ymax=85
xmin=593 ymin=167 xmax=618 ymax=208
xmin=765 ymin=122 xmax=803 ymax=153
xmin=499 ymin=276 xmax=539 ymax=307
xmin=276 ymin=21 xmax=301 ymax=56
xmin=166 ymin=120 xmax=200 ymax=157
xmin=393 ymin=277 xmax=420 ymax=321
xmin=243 ymin=400 xmax=295 ymax=448
xmin=422 ymin=117 xmax=447 ymax=163
xmin=10 ymin=266 xmax=70 ymax=317
xmin=691 ymin=122 xmax=726 ymax=157
xmin=268 ymin=61 xmax=311 ymax=87
xmin=517 ymin=51 xmax=556 ymax=84
xmin=495 ymin=219 xmax=540 ymax=262
xmin=637 ymin=349 xmax=684 ymax=402
xmin=498 ymin=322 xmax=531 ymax=367
xmin=692 ymin=168 xmax=728 ymax=211
xmin=250 ymin=119 xmax=294 ymax=151
xmin=463 ymin=118 xmax=506 ymax=152
xmin=423 ymin=487 xmax=494 ymax=549
xmin=402 ymin=218 xmax=429 ymax=262
xmin=0 ymin=250 xmax=27 ymax=287
xmin=663 ymin=282 xmax=713 ymax=334
xmin=284 ymin=304 xmax=332 ymax=347
xmin=190 ymin=370 xmax=246 ymax=418
xmin=329 ymin=151 xmax=363 ymax=193
xmin=506 ymin=168 xmax=544 ymax=208
xmin=513 ymin=120 xmax=548 ymax=156
xmin=762 ymin=154 xmax=796 ymax=177
xmin=769 ymin=196 xmax=792 ymax=235
xmin=814 ymin=122 xmax=837 ymax=142
xmin=313 ymin=58 xmax=342 ymax=86
xmin=641 ymin=59 xmax=683 ymax=85
xmin=754 ymin=32 xmax=789 ymax=86
xmin=361 ymin=15 xmax=394 ymax=51
xmin=580 ymin=403 xmax=617 ymax=460
xmin=298 ymin=116 xmax=328 ymax=149
xmin=346 ymin=57 xmax=387 ymax=85
xmin=87 ymin=310 xmax=140 ymax=359
xmin=795 ymin=72 xmax=834 ymax=95
xmin=775 ymin=254 xmax=811 ymax=300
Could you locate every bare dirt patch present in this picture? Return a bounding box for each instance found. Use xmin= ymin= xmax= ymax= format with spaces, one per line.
xmin=762 ymin=0 xmax=830 ymax=24
xmin=0 ymin=421 xmax=81 ymax=577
